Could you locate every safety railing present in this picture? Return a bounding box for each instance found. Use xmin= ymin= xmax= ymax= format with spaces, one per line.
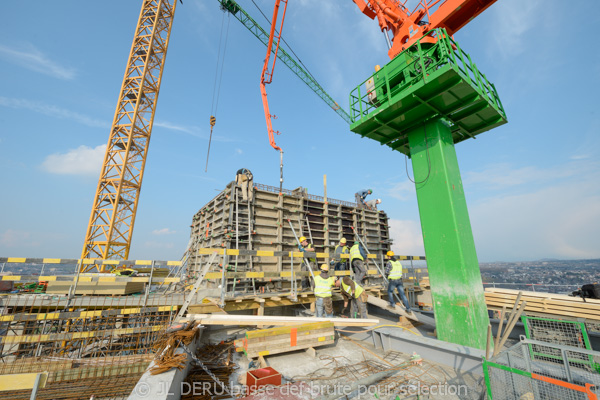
xmin=349 ymin=28 xmax=505 ymax=125
xmin=483 ymin=337 xmax=600 ymax=399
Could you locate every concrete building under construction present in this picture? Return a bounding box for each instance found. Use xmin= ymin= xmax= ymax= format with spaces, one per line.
xmin=185 ymin=181 xmax=392 ymax=293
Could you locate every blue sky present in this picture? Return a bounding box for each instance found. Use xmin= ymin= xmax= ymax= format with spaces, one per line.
xmin=1 ymin=0 xmax=598 ymax=262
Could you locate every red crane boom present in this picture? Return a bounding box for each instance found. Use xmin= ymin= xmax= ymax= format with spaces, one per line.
xmin=353 ymin=0 xmax=498 ymax=59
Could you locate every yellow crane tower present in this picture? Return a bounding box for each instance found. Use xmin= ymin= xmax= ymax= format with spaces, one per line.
xmin=81 ymin=0 xmax=178 ymax=270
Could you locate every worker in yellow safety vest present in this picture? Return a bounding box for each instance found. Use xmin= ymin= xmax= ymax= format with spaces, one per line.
xmin=336 ymin=276 xmax=368 ymax=319
xmin=312 ymin=264 xmax=337 ymax=318
xmin=334 ymin=237 xmax=349 ymax=271
xmin=385 ymin=251 xmax=412 ymax=313
xmin=299 ymin=236 xmax=316 ymax=290
xmin=349 ymin=241 xmax=367 ymax=284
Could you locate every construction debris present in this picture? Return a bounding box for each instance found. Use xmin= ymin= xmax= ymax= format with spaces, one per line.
xmin=150 ymin=321 xmax=200 ymax=375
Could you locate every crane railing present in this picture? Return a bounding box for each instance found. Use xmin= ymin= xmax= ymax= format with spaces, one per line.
xmin=219 ymin=0 xmax=352 ymax=124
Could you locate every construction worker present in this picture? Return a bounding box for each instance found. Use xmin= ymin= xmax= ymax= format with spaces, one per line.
xmin=385 ymin=251 xmax=412 ymax=313
xmin=349 ymin=240 xmax=367 ymax=284
xmin=334 ymin=237 xmax=349 ymax=271
xmin=365 ymin=198 xmax=381 ymax=210
xmin=313 ymin=264 xmax=337 ymax=318
xmin=299 ymin=236 xmax=316 ymax=290
xmin=235 ymin=168 xmax=254 ymax=202
xmin=355 ymin=189 xmax=372 ymax=209
xmin=336 ymin=276 xmax=368 ymax=319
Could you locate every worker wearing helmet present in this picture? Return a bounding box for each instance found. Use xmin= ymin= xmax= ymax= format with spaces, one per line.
xmin=313 ymin=264 xmax=337 ymax=318
xmin=235 ymin=168 xmax=254 ymax=202
xmin=334 ymin=237 xmax=349 ymax=271
xmin=298 ymin=236 xmax=316 ymax=291
xmin=354 ymin=189 xmax=373 ymax=209
xmin=349 ymin=240 xmax=367 ymax=284
xmin=365 ymin=198 xmax=382 ymax=211
xmin=336 ymin=276 xmax=368 ymax=319
xmin=385 ymin=251 xmax=412 ymax=313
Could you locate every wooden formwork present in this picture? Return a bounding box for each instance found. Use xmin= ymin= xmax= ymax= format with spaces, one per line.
xmin=186 ymin=182 xmax=392 ymax=287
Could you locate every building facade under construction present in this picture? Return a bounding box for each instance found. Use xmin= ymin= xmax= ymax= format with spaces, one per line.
xmin=184 ymin=181 xmax=392 ymax=293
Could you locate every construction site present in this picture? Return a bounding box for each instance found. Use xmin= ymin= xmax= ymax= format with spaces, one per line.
xmin=1 ymin=0 xmax=599 ymax=399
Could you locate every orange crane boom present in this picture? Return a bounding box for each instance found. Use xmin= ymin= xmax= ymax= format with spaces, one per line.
xmin=259 ymin=0 xmax=289 ymax=153
xmin=353 ymin=0 xmax=497 ymax=58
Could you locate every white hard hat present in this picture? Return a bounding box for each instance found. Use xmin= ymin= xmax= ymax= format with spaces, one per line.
xmin=377 ymin=198 xmax=382 ymax=203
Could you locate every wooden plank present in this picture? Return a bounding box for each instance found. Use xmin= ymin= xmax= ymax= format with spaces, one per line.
xmin=484 ymin=292 xmax=600 ymax=313
xmin=366 ymin=295 xmax=418 ymax=321
xmin=246 ymin=339 xmax=335 ymax=358
xmin=245 ymin=329 xmax=335 ymax=350
xmin=182 ymin=314 xmax=379 ymax=327
xmin=246 ymin=322 xmax=334 ymax=339
xmin=245 ymin=334 xmax=335 ymax=353
xmin=485 ymin=288 xmax=600 ymax=304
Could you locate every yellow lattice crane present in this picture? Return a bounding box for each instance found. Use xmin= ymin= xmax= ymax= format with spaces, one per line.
xmin=81 ymin=0 xmax=178 ymax=269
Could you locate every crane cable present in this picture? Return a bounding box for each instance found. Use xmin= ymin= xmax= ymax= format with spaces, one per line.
xmin=205 ymin=11 xmax=231 ymax=172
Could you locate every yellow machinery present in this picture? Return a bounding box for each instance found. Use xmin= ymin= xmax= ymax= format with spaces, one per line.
xmin=81 ymin=0 xmax=178 ymax=269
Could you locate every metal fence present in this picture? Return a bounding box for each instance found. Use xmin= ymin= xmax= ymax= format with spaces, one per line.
xmin=484 ymin=337 xmax=600 ymax=399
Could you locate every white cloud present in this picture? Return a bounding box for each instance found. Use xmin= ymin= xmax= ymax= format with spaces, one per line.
xmin=235 ymin=148 xmax=243 ymax=155
xmin=0 ymin=97 xmax=108 ymax=128
xmin=0 ymin=43 xmax=76 ymax=80
xmin=388 ymin=219 xmax=425 ymax=257
xmin=464 ymin=163 xmax=575 ymax=191
xmin=0 ymin=229 xmax=31 ymax=248
xmin=386 ymin=180 xmax=415 ymax=201
xmin=152 ymin=228 xmax=176 ymax=235
xmin=41 ymin=144 xmax=106 ymax=176
xmin=489 ymin=0 xmax=542 ymax=59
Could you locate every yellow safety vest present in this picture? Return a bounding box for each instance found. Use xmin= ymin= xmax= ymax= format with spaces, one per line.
xmin=314 ymin=275 xmax=335 ymax=297
xmin=388 ymin=260 xmax=403 ymax=280
xmin=350 ymin=244 xmax=363 ymax=261
xmin=341 ymin=280 xmax=364 ymax=299
xmin=302 ymin=243 xmax=316 ymax=263
xmin=335 ymin=245 xmax=349 ymax=261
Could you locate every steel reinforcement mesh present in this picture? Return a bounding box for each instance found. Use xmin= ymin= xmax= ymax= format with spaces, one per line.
xmin=0 ymin=293 xmax=179 ymax=399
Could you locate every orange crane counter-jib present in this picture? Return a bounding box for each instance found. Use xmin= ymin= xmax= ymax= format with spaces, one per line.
xmin=353 ymin=0 xmax=498 ymax=59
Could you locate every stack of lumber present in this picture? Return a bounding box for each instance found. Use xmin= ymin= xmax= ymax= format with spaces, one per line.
xmin=46 ymin=281 xmax=144 ymax=295
xmin=485 ymin=288 xmax=600 ymax=321
xmin=234 ymin=321 xmax=335 ymax=359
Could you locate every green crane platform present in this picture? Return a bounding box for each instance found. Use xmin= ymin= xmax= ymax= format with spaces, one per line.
xmin=350 ymin=29 xmax=506 ymax=155
xmin=350 ymin=29 xmax=507 ymax=350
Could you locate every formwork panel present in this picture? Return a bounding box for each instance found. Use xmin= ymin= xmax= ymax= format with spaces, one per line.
xmin=185 ymin=182 xmax=392 ymax=294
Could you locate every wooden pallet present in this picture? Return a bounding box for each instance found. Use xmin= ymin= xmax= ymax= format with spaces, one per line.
xmin=485 ymin=288 xmax=600 ymax=321
xmin=234 ymin=321 xmax=335 ymax=359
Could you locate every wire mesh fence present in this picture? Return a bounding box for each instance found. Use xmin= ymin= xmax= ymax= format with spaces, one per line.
xmin=484 ymin=337 xmax=600 ymax=400
xmin=522 ymin=316 xmax=593 ymax=366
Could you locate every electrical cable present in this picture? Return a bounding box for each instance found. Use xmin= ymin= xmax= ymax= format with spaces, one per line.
xmin=405 ymin=124 xmax=431 ymax=184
